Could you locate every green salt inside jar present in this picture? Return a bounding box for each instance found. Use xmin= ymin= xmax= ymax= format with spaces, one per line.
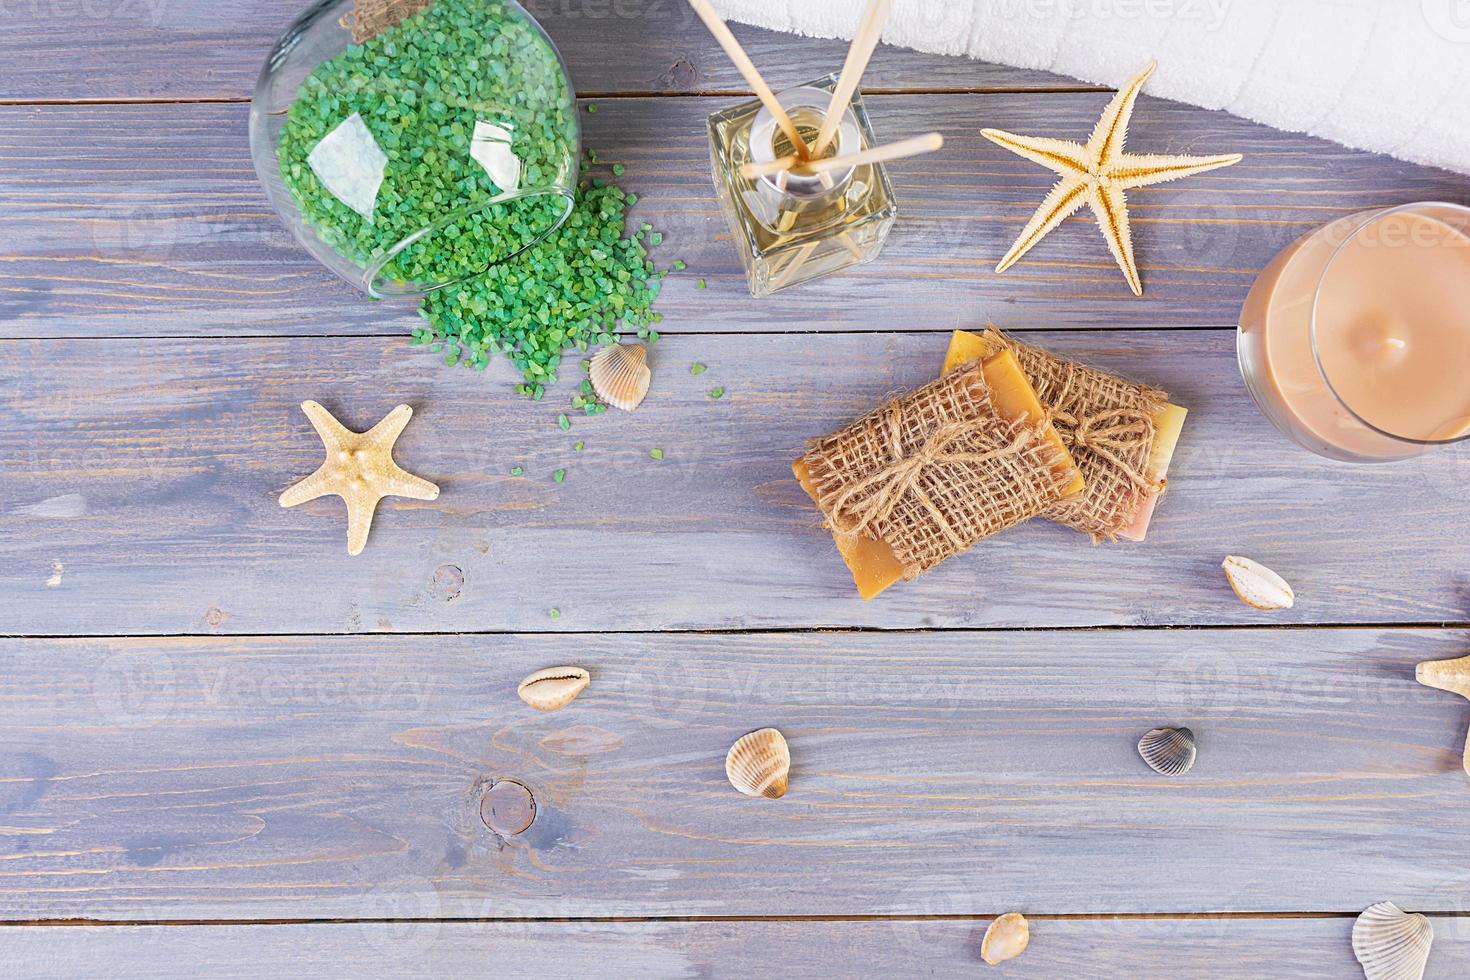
xmin=278 ymin=0 xmax=577 ymax=293
xmin=276 ymin=0 xmax=669 ymax=394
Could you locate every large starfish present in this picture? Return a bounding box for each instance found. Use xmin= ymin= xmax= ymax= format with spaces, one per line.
xmin=279 ymin=401 xmax=439 ymax=555
xmin=1417 ymin=654 xmax=1470 ymax=775
xmin=981 ymin=62 xmax=1242 ymax=296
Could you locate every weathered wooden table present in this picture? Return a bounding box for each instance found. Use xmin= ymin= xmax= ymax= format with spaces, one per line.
xmin=3 ymin=3 xmax=1469 ymax=975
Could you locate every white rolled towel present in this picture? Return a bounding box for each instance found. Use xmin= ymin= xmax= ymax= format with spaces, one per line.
xmin=711 ymin=0 xmax=1470 ymax=175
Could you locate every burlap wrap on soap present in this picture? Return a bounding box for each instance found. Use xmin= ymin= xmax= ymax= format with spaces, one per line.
xmin=800 ymin=364 xmax=1075 ymax=580
xmin=344 ymin=0 xmax=433 ymax=42
xmin=979 ymin=327 xmax=1168 ymax=540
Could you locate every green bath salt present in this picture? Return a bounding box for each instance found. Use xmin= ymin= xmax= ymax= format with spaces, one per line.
xmin=276 ymin=0 xmax=667 ymax=396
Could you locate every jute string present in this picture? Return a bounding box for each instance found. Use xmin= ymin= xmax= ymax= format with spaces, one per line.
xmin=979 ymin=327 xmax=1168 ymax=540
xmin=342 ymin=0 xmax=433 ymax=42
xmin=801 ymin=363 xmax=1076 ymax=579
xmin=824 ymin=409 xmax=1037 ymax=551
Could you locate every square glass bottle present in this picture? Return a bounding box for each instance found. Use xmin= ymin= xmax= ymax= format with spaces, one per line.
xmin=707 ymin=72 xmax=898 ymax=297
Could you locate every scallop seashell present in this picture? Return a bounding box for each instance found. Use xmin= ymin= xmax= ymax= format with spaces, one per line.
xmin=1137 ymin=726 xmax=1196 ymax=776
xmin=517 ymin=666 xmax=590 ymax=711
xmin=1353 ymin=902 xmax=1433 ymax=980
xmin=725 ymin=728 xmax=790 ymax=799
xmin=589 ymin=343 xmax=651 ymax=411
xmin=1222 ymin=555 xmax=1295 ymax=610
xmin=981 ymin=912 xmax=1030 ymax=965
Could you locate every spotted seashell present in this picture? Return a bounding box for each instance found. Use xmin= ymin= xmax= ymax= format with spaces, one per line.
xmin=517 ymin=666 xmax=590 ymax=711
xmin=981 ymin=912 xmax=1030 ymax=965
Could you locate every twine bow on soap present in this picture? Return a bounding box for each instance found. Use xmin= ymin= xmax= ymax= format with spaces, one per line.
xmin=1049 ymin=406 xmax=1161 ymax=494
xmin=825 ymin=400 xmax=1035 ymax=550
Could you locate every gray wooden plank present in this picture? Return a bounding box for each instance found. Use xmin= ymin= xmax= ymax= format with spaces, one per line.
xmin=3 ymin=97 xmax=1463 ymax=338
xmin=0 ymin=1 xmax=1089 ymax=102
xmin=4 ymin=330 xmax=1469 ymax=635
xmin=2 ymin=628 xmax=1470 ymax=920
xmin=4 ymin=918 xmax=1470 ymax=978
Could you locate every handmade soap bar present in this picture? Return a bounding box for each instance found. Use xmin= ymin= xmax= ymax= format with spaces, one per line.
xmin=944 ymin=328 xmax=1186 ymax=541
xmin=794 ymin=349 xmax=1081 ymax=600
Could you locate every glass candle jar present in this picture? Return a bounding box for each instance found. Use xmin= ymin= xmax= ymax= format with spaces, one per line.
xmin=249 ymin=0 xmax=579 ymax=299
xmin=1237 ymin=202 xmax=1470 ymax=462
xmin=707 ymin=73 xmax=897 ymax=297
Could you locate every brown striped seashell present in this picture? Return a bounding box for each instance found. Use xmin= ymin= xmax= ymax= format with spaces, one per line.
xmin=517 ymin=666 xmax=590 ymax=711
xmin=725 ymin=728 xmax=790 ymax=799
xmin=589 ymin=343 xmax=651 ymax=411
xmin=1353 ymin=902 xmax=1433 ymax=980
xmin=981 ymin=912 xmax=1030 ymax=965
xmin=1137 ymin=726 xmax=1196 ymax=776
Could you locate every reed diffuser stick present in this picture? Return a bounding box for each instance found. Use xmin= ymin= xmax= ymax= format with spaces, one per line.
xmin=687 ymin=0 xmax=810 ymax=160
xmin=739 ymin=155 xmax=799 ymax=180
xmin=797 ymin=132 xmax=944 ymax=175
xmin=812 ymin=0 xmax=892 ymax=158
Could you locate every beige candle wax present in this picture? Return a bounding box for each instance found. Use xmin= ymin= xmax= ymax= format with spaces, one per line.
xmin=1238 ymin=203 xmax=1470 ymax=461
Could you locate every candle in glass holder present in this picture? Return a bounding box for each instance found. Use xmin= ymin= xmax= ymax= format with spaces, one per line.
xmin=1238 ymin=202 xmax=1470 ymax=461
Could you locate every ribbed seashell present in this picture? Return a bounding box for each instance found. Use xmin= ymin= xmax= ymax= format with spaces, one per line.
xmin=589 ymin=343 xmax=651 ymax=411
xmin=981 ymin=912 xmax=1030 ymax=965
xmin=1137 ymin=727 xmax=1196 ymax=776
xmin=1353 ymin=902 xmax=1433 ymax=980
xmin=517 ymin=666 xmax=590 ymax=711
xmin=1222 ymin=555 xmax=1295 ymax=610
xmin=725 ymin=728 xmax=790 ymax=799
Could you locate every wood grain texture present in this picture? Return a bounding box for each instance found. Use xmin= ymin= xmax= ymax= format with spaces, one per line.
xmin=4 ymin=331 xmax=1470 ymax=635
xmin=3 ymin=629 xmax=1470 ymax=920
xmin=5 ymin=918 xmax=1470 ymax=978
xmin=0 ymin=0 xmax=1091 ymax=102
xmin=3 ymin=97 xmax=1464 ymax=338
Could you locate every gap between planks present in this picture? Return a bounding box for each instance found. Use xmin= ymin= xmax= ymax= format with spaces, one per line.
xmin=0 ymin=85 xmax=1109 ymax=109
xmin=0 ymin=325 xmax=1244 ymax=343
xmin=6 ymin=910 xmax=1468 ymax=928
xmin=5 ymin=621 xmax=1468 ymax=642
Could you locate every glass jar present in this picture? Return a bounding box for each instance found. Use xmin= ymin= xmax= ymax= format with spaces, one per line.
xmin=707 ymin=73 xmax=897 ymax=297
xmin=249 ymin=0 xmax=579 ymax=299
xmin=1237 ymin=202 xmax=1470 ymax=461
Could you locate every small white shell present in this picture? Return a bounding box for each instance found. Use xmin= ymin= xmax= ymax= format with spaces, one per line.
xmin=981 ymin=912 xmax=1030 ymax=965
xmin=1353 ymin=902 xmax=1433 ymax=980
xmin=589 ymin=343 xmax=651 ymax=411
xmin=517 ymin=666 xmax=590 ymax=711
xmin=1137 ymin=727 xmax=1196 ymax=776
xmin=1222 ymin=555 xmax=1295 ymax=610
xmin=725 ymin=728 xmax=790 ymax=799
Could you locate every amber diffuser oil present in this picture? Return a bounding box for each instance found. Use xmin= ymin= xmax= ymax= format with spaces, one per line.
xmin=707 ymin=72 xmax=897 ymax=297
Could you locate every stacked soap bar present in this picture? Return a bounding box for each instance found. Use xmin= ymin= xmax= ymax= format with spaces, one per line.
xmin=943 ymin=328 xmax=1187 ymax=542
xmin=794 ymin=348 xmax=1082 ymax=600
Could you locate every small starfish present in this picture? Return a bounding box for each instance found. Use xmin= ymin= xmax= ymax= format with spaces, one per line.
xmin=279 ymin=401 xmax=439 ymax=556
xmin=1417 ymin=654 xmax=1470 ymax=775
xmin=981 ymin=62 xmax=1242 ymax=296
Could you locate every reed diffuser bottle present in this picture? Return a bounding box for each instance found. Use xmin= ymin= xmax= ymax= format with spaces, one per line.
xmin=708 ymin=73 xmax=897 ymax=297
xmin=688 ymin=0 xmax=939 ymax=297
